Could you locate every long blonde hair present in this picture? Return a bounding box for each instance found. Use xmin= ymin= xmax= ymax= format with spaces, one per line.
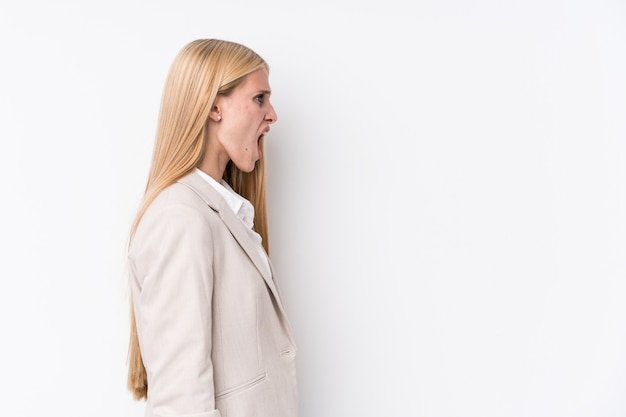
xmin=127 ymin=39 xmax=271 ymax=400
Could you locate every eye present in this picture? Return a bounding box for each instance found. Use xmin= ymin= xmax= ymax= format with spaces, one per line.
xmin=255 ymin=94 xmax=265 ymax=105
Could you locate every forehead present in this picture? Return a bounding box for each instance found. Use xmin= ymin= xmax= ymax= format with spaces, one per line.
xmin=237 ymin=67 xmax=271 ymax=92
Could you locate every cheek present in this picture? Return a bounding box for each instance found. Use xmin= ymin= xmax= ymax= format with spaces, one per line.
xmin=239 ymin=110 xmax=260 ymax=137
xmin=224 ymin=114 xmax=247 ymax=138
xmin=221 ymin=106 xmax=259 ymax=148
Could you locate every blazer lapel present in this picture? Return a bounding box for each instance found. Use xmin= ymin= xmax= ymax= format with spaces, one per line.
xmin=215 ymin=197 xmax=283 ymax=300
xmin=177 ymin=172 xmax=287 ymax=317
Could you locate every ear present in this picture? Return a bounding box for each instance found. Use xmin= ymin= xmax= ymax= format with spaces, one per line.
xmin=208 ymin=104 xmax=222 ymax=122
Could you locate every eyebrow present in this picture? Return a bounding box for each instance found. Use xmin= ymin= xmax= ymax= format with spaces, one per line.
xmin=257 ymin=90 xmax=272 ymax=95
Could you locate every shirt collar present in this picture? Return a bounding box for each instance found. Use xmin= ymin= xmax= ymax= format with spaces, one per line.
xmin=194 ymin=168 xmax=255 ymax=229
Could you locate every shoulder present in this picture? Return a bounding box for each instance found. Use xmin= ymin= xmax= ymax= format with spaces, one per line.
xmin=151 ymin=182 xmax=211 ymax=212
xmin=140 ymin=183 xmax=216 ymax=233
xmin=130 ymin=172 xmax=229 ymax=252
xmin=133 ymin=179 xmax=220 ymax=243
xmin=144 ymin=171 xmax=223 ymax=220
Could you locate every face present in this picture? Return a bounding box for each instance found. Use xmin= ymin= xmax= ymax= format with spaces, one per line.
xmin=211 ymin=67 xmax=277 ymax=173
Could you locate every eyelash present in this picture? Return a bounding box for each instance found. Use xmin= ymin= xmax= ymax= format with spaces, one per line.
xmin=255 ymin=94 xmax=265 ymax=105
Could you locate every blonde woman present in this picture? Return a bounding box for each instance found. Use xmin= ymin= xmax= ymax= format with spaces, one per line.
xmin=126 ymin=39 xmax=298 ymax=417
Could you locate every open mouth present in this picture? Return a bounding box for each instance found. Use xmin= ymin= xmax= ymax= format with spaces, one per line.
xmin=257 ymin=134 xmax=264 ymax=158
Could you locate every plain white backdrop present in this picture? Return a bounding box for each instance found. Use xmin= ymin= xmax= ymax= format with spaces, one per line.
xmin=0 ymin=1 xmax=625 ymax=416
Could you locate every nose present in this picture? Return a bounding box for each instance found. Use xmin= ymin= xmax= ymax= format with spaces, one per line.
xmin=265 ymin=103 xmax=278 ymax=124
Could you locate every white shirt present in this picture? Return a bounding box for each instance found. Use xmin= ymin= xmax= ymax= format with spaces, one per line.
xmin=194 ymin=168 xmax=271 ymax=276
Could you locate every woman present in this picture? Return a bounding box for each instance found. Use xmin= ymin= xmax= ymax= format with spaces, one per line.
xmin=126 ymin=39 xmax=298 ymax=417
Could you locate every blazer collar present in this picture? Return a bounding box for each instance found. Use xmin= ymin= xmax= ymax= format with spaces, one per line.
xmin=177 ymin=171 xmax=286 ymax=314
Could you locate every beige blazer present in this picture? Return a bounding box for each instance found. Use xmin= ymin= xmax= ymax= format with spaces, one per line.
xmin=128 ymin=172 xmax=298 ymax=417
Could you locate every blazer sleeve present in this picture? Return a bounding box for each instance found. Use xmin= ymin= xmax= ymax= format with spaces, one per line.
xmin=129 ymin=202 xmax=222 ymax=417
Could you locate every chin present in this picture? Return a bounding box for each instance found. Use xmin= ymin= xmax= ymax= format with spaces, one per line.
xmin=235 ymin=160 xmax=257 ymax=173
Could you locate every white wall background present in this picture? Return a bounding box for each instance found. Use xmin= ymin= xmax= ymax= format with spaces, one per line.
xmin=1 ymin=1 xmax=625 ymax=416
